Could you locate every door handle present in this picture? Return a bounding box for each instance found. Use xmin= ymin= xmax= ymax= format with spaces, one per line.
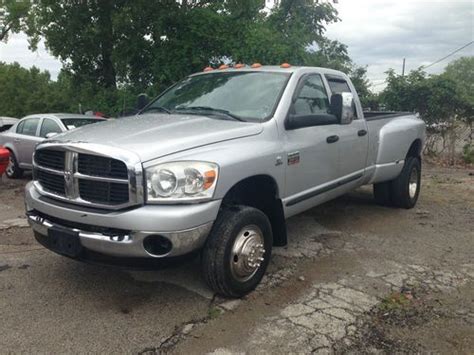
xmin=326 ymin=135 xmax=339 ymax=144
xmin=14 ymin=138 xmax=20 ymax=142
xmin=358 ymin=129 xmax=367 ymax=137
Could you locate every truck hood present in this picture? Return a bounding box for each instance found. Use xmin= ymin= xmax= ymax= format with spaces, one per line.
xmin=49 ymin=113 xmax=263 ymax=162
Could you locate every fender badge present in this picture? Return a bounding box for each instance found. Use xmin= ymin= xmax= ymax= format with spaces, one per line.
xmin=288 ymin=152 xmax=300 ymax=165
xmin=275 ymin=156 xmax=283 ymax=166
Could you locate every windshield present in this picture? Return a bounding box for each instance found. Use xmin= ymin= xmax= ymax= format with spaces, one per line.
xmin=61 ymin=118 xmax=105 ymax=130
xmin=146 ymin=72 xmax=291 ymax=121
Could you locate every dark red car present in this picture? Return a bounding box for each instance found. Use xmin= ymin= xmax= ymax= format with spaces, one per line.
xmin=0 ymin=146 xmax=10 ymax=176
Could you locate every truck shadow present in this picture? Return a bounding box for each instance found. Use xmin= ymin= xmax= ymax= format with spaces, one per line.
xmin=33 ymin=187 xmax=394 ymax=305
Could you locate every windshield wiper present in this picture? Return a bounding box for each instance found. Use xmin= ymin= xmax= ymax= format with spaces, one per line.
xmin=174 ymin=106 xmax=246 ymax=122
xmin=140 ymin=106 xmax=171 ymax=114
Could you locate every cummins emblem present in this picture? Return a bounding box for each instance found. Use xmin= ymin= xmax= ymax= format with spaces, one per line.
xmin=288 ymin=152 xmax=300 ymax=165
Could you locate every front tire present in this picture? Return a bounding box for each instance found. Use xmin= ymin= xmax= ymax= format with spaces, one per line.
xmin=6 ymin=150 xmax=23 ymax=179
xmin=201 ymin=205 xmax=273 ymax=298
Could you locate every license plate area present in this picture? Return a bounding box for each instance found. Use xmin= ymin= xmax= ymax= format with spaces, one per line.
xmin=47 ymin=227 xmax=83 ymax=257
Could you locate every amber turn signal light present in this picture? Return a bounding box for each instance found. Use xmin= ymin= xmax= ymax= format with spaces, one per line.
xmin=203 ymin=170 xmax=217 ymax=190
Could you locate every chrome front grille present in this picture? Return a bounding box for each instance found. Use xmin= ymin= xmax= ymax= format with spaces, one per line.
xmin=35 ymin=150 xmax=65 ymax=171
xmin=78 ymin=179 xmax=129 ymax=204
xmin=33 ymin=145 xmax=143 ymax=210
xmin=36 ymin=169 xmax=65 ymax=195
xmin=78 ymin=154 xmax=128 ymax=179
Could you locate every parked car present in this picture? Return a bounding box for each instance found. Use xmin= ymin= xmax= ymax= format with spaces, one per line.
xmin=0 ymin=113 xmax=106 ymax=178
xmin=0 ymin=116 xmax=18 ymax=133
xmin=25 ymin=65 xmax=425 ymax=297
xmin=0 ymin=146 xmax=9 ymax=176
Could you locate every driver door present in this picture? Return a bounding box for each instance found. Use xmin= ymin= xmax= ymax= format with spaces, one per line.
xmin=283 ymin=74 xmax=343 ymax=215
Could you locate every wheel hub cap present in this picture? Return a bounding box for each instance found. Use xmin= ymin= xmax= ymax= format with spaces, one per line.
xmin=230 ymin=225 xmax=265 ymax=282
xmin=6 ymin=156 xmax=14 ymax=176
xmin=409 ymin=168 xmax=418 ymax=199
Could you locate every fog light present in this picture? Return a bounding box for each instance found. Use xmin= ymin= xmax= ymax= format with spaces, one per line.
xmin=143 ymin=235 xmax=173 ymax=256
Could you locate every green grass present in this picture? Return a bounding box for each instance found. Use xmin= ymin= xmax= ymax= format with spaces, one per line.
xmin=379 ymin=292 xmax=412 ymax=312
xmin=208 ymin=306 xmax=222 ymax=319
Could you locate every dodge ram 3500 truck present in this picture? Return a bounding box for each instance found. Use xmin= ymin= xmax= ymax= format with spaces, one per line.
xmin=25 ymin=65 xmax=425 ymax=297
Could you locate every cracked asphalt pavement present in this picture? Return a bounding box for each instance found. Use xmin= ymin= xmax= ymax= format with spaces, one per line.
xmin=1 ymin=165 xmax=473 ymax=353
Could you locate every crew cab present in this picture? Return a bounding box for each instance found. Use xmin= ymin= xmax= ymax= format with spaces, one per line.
xmin=25 ymin=65 xmax=425 ymax=297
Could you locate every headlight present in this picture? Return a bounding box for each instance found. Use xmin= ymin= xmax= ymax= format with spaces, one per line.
xmin=146 ymin=161 xmax=218 ymax=203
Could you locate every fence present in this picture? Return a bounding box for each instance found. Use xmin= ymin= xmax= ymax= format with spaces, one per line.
xmin=423 ymin=120 xmax=473 ymax=165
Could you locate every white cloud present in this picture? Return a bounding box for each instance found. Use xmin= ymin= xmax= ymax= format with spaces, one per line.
xmin=325 ymin=0 xmax=474 ymax=91
xmin=0 ymin=0 xmax=472 ymax=91
xmin=0 ymin=32 xmax=61 ymax=79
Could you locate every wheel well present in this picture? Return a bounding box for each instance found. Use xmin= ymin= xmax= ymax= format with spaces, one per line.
xmin=222 ymin=175 xmax=287 ymax=247
xmin=406 ymin=139 xmax=422 ymax=158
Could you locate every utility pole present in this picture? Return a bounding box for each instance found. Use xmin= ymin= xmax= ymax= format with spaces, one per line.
xmin=402 ymin=58 xmax=406 ymax=77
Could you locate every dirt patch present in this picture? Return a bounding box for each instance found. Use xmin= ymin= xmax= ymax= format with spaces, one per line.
xmin=1 ymin=166 xmax=473 ymax=353
xmin=340 ymin=283 xmax=474 ymax=354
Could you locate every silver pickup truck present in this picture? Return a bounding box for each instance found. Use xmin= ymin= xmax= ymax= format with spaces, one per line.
xmin=25 ymin=65 xmax=425 ymax=297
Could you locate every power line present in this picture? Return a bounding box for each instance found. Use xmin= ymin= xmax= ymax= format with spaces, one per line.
xmin=369 ymin=40 xmax=474 ymax=88
xmin=420 ymin=40 xmax=473 ymax=70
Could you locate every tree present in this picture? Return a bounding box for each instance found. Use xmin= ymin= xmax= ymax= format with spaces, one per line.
xmin=26 ymin=0 xmax=345 ymax=91
xmin=19 ymin=0 xmax=358 ymax=115
xmin=442 ymin=57 xmax=474 ymax=125
xmin=349 ymin=66 xmax=371 ymax=108
xmin=0 ymin=62 xmax=70 ymax=117
xmin=0 ymin=0 xmax=30 ymax=42
xmin=27 ymin=0 xmax=121 ymax=88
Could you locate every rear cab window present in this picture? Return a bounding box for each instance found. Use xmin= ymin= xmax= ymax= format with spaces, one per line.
xmin=325 ymin=74 xmax=358 ymax=119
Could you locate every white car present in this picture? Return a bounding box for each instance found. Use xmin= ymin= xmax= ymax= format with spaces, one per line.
xmin=0 ymin=113 xmax=106 ymax=178
xmin=0 ymin=116 xmax=19 ymax=133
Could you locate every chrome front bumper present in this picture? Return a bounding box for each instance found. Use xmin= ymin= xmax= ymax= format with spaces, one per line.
xmin=25 ymin=182 xmax=220 ymax=259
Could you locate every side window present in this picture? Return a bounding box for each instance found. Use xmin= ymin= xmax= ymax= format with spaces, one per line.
xmin=16 ymin=120 xmax=25 ymax=134
xmin=326 ymin=77 xmax=351 ymax=94
xmin=292 ymin=75 xmax=330 ymax=116
xmin=40 ymin=119 xmax=62 ymax=138
xmin=325 ymin=75 xmax=358 ymax=119
xmin=21 ymin=118 xmax=40 ymax=136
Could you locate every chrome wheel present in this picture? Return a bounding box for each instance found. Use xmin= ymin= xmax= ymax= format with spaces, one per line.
xmin=6 ymin=155 xmax=15 ymax=177
xmin=230 ymin=225 xmax=266 ymax=282
xmin=408 ymin=167 xmax=418 ymax=199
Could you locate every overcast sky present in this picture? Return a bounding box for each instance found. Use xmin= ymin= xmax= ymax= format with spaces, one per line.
xmin=326 ymin=0 xmax=473 ymax=90
xmin=0 ymin=0 xmax=472 ymax=91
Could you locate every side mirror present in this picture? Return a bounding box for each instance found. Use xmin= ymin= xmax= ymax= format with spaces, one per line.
xmin=330 ymin=93 xmax=355 ymax=124
xmin=45 ymin=132 xmax=58 ymax=139
xmin=136 ymin=93 xmax=150 ymax=111
xmin=285 ymin=113 xmax=339 ymax=130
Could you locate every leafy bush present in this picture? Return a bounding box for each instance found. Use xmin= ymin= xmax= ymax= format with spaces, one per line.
xmin=462 ymin=144 xmax=474 ymax=164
